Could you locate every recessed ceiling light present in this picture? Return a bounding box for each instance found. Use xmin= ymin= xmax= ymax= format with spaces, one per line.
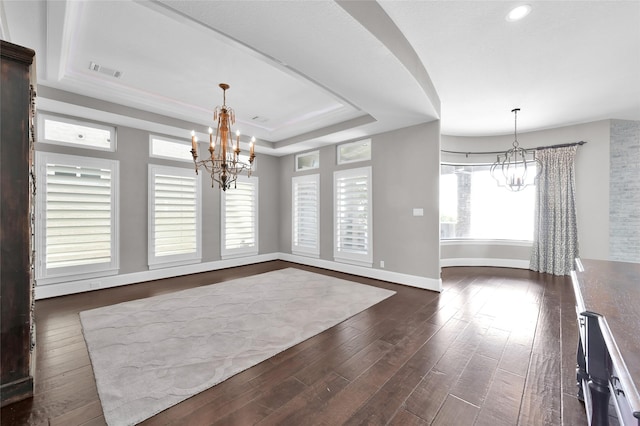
xmin=506 ymin=4 xmax=532 ymax=22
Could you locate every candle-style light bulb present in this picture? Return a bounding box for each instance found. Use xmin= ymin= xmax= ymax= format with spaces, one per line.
xmin=250 ymin=136 xmax=255 ymax=156
xmin=191 ymin=130 xmax=196 ymax=151
xmin=234 ymin=130 xmax=241 ymax=154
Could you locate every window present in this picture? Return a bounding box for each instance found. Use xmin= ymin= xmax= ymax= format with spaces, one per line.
xmin=38 ymin=113 xmax=116 ymax=151
xmin=221 ymin=177 xmax=258 ymax=258
xmin=292 ymin=174 xmax=320 ymax=257
xmin=236 ymin=153 xmax=256 ymax=171
xmin=35 ymin=152 xmax=119 ymax=283
xmin=150 ymin=135 xmax=193 ymax=162
xmin=295 ymin=150 xmax=320 ymax=171
xmin=440 ymin=164 xmax=536 ymax=241
xmin=334 ymin=166 xmax=372 ymax=267
xmin=337 ymin=139 xmax=371 ymax=165
xmin=148 ymin=165 xmax=202 ymax=268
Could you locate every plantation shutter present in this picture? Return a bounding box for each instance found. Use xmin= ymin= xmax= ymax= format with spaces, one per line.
xmin=292 ymin=174 xmax=319 ymax=256
xmin=45 ymin=163 xmax=112 ymax=269
xmin=153 ymin=173 xmax=197 ymax=256
xmin=334 ymin=167 xmax=372 ymax=266
xmin=222 ymin=178 xmax=258 ymax=256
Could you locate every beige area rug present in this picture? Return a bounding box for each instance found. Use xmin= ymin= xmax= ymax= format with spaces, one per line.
xmin=79 ymin=267 xmax=395 ymax=426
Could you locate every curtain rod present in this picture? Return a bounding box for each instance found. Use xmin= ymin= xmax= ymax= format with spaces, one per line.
xmin=441 ymin=141 xmax=587 ymax=156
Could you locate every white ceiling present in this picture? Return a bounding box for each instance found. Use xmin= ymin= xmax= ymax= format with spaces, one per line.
xmin=2 ymin=0 xmax=639 ymax=155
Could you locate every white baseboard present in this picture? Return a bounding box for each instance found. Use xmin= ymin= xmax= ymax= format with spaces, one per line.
xmin=35 ymin=252 xmax=443 ymax=299
xmin=35 ymin=253 xmax=279 ymax=299
xmin=278 ymin=253 xmax=442 ymax=292
xmin=440 ymin=257 xmax=530 ymax=269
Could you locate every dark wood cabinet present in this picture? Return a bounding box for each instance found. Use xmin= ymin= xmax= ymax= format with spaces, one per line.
xmin=1 ymin=40 xmax=36 ymax=406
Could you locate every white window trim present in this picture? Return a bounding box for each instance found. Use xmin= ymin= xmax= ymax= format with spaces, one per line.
xmin=334 ymin=166 xmax=373 ymax=267
xmin=149 ymin=135 xmax=193 ymax=162
xmin=148 ymin=164 xmax=202 ymax=269
xmin=37 ymin=112 xmax=117 ymax=152
xmin=221 ymin=176 xmax=259 ymax=259
xmin=337 ymin=138 xmax=372 ymax=165
xmin=292 ymin=174 xmax=320 ymax=258
xmin=295 ymin=150 xmax=320 ymax=171
xmin=35 ymin=152 xmax=120 ymax=285
xmin=440 ymin=239 xmax=533 ymax=247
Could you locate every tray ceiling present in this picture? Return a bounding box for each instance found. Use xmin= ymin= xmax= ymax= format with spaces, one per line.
xmin=2 ymin=0 xmax=638 ymax=154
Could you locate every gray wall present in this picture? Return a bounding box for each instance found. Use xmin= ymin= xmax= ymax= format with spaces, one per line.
xmin=35 ymin=89 xmax=280 ymax=279
xmin=373 ymin=122 xmax=441 ymax=278
xmin=441 ymin=119 xmax=613 ymax=263
xmin=37 ymin=85 xmax=637 ymax=295
xmin=440 ymin=243 xmax=532 ymax=264
xmin=279 ymin=121 xmax=442 ymax=281
xmin=37 ymin=87 xmax=442 ymax=290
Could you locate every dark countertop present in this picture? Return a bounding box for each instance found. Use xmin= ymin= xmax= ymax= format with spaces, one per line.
xmin=573 ymin=258 xmax=640 ymax=416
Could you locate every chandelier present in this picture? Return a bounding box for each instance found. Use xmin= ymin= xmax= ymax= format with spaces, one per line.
xmin=490 ymin=108 xmax=541 ymax=192
xmin=190 ymin=83 xmax=255 ymax=191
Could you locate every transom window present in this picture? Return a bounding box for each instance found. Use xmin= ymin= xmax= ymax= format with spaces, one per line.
xmin=295 ymin=150 xmax=320 ymax=171
xmin=38 ymin=113 xmax=116 ymax=151
xmin=337 ymin=139 xmax=371 ymax=165
xmin=149 ymin=136 xmax=193 ymax=162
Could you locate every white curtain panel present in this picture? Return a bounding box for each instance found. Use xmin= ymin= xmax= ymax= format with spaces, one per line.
xmin=530 ymin=145 xmax=579 ymax=275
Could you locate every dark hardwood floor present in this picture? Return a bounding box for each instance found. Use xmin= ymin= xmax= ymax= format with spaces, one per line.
xmin=1 ymin=261 xmax=593 ymax=425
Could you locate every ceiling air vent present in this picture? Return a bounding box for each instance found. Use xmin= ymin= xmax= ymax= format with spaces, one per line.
xmin=251 ymin=115 xmax=269 ymax=123
xmin=89 ymin=62 xmax=123 ymax=79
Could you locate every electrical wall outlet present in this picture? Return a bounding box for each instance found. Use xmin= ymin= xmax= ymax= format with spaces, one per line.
xmin=380 ymin=260 xmax=385 ymax=268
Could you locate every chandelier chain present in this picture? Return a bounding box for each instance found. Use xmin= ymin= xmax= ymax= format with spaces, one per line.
xmin=512 ymin=107 xmax=520 ymax=148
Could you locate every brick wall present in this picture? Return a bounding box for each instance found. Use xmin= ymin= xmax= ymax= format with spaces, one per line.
xmin=610 ymin=119 xmax=640 ymax=262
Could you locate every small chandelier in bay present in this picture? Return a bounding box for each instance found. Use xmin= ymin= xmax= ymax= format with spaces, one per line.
xmin=190 ymin=83 xmax=256 ymax=191
xmin=490 ymin=108 xmax=541 ymax=191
